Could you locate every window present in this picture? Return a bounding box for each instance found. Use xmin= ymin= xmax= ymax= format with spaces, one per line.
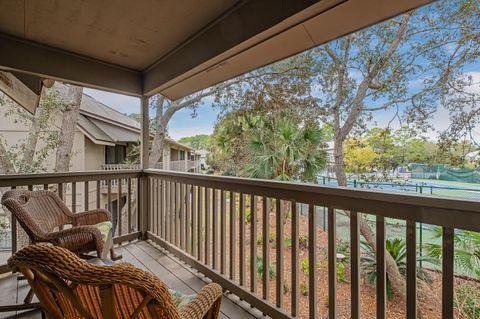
xmin=180 ymin=150 xmax=185 ymax=160
xmin=105 ymin=145 xmax=126 ymax=164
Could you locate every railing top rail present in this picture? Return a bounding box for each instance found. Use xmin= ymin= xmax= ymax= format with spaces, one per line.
xmin=145 ymin=169 xmax=480 ymax=232
xmin=0 ymin=169 xmax=142 ymax=187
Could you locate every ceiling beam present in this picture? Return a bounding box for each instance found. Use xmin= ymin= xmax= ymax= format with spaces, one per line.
xmin=0 ymin=34 xmax=143 ymax=96
xmin=142 ymin=0 xmax=326 ymax=96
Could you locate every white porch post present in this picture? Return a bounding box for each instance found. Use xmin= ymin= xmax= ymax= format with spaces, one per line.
xmin=140 ymin=95 xmax=149 ymax=238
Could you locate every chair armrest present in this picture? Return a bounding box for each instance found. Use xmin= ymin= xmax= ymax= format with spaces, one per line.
xmin=72 ymin=208 xmax=112 ymax=226
xmin=44 ymin=226 xmax=104 ymax=256
xmin=179 ymin=283 xmax=223 ymax=319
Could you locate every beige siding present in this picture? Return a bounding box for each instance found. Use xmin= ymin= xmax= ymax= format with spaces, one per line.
xmin=84 ymin=138 xmax=105 ymax=171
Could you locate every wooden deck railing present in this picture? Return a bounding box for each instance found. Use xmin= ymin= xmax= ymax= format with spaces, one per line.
xmin=0 ymin=170 xmax=143 ymax=273
xmin=144 ymin=169 xmax=480 ymax=319
xmin=1 ymin=168 xmax=480 ymax=318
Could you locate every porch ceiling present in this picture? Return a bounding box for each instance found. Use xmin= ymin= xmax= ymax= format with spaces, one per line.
xmin=0 ymin=0 xmax=434 ymax=99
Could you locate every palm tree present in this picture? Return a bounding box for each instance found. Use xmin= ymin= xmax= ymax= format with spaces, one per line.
xmin=425 ymin=226 xmax=480 ymax=278
xmin=243 ymin=115 xmax=327 ymax=182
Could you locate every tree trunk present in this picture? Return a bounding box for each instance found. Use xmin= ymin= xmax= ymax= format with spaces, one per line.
xmin=55 ymin=85 xmax=83 ymax=172
xmin=333 ymin=137 xmax=407 ymax=300
xmin=149 ymin=97 xmax=166 ymax=167
xmin=21 ymin=99 xmax=45 ymax=172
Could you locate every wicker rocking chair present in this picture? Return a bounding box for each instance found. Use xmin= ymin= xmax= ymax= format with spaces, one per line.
xmin=8 ymin=244 xmax=223 ymax=319
xmin=1 ymin=189 xmax=117 ymax=259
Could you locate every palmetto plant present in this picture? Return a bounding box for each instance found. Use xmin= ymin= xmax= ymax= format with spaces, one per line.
xmin=244 ymin=115 xmax=327 ymax=182
xmin=361 ymin=238 xmax=431 ymax=300
xmin=424 ymin=226 xmax=480 ymax=278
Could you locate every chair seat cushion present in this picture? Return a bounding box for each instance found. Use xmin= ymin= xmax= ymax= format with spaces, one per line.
xmin=93 ymin=221 xmax=112 ymax=243
xmin=169 ymin=289 xmax=195 ymax=310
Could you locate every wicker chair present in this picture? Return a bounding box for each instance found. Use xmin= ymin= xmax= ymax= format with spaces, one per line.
xmin=8 ymin=244 xmax=223 ymax=319
xmin=1 ymin=189 xmax=115 ymax=258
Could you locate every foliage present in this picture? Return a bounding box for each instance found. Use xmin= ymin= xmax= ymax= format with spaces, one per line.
xmin=299 ymin=234 xmax=308 ymax=250
xmin=424 ymin=226 xmax=480 ymax=278
xmin=336 ymin=262 xmax=347 ymax=283
xmin=283 ymin=279 xmax=289 ymax=295
xmin=300 ymin=282 xmax=309 ymax=296
xmin=455 ymin=283 xmax=480 ymax=319
xmin=244 ymin=114 xmax=327 ymax=182
xmin=283 ymin=237 xmax=292 ymax=249
xmin=0 ymin=88 xmax=65 ymax=173
xmin=178 ymin=134 xmax=211 ymax=150
xmin=361 ymin=238 xmax=431 ymax=300
xmin=301 ymin=257 xmax=321 ymax=275
xmin=343 ymin=127 xmax=441 ymax=174
xmin=256 ymin=256 xmax=276 ymax=280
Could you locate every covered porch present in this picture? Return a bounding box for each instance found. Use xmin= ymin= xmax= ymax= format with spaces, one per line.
xmin=0 ymin=168 xmax=478 ymax=318
xmin=0 ymin=1 xmax=474 ymax=318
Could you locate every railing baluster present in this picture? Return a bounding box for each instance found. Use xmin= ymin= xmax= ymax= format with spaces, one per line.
xmin=213 ymin=189 xmax=218 ymax=269
xmin=291 ymin=201 xmax=299 ymax=317
xmin=58 ymin=183 xmax=63 ymax=200
xmin=239 ymin=193 xmax=246 ymax=286
xmin=230 ymin=192 xmax=237 ymax=281
xmin=328 ymin=207 xmax=336 ymax=318
xmin=221 ymin=190 xmax=227 ymax=274
xmin=442 ymin=226 xmax=454 ymax=319
xmin=308 ymin=204 xmax=317 ymax=319
xmin=186 ymin=184 xmax=191 ymax=254
xmin=43 ymin=184 xmax=48 ymax=190
xmin=350 ymin=212 xmax=360 ymax=319
xmin=118 ymin=178 xmax=122 ymax=236
xmin=250 ymin=195 xmax=257 ymax=293
xmin=198 ymin=187 xmax=203 ymax=262
xmin=192 ymin=185 xmax=197 ymax=257
xmin=406 ymin=220 xmax=417 ymax=319
xmin=107 ymin=179 xmax=112 ymax=215
xmin=136 ymin=177 xmax=141 ymax=232
xmin=84 ymin=181 xmax=89 ymax=211
xmin=72 ymin=182 xmax=77 ymax=213
xmin=96 ymin=180 xmax=100 ymax=209
xmin=180 ymin=183 xmax=185 ymax=250
xmin=205 ymin=187 xmax=210 ymax=265
xmin=127 ymin=178 xmax=132 ymax=235
xmin=176 ymin=182 xmax=181 ymax=246
xmin=262 ymin=196 xmax=269 ymax=299
xmin=166 ymin=181 xmax=171 ymax=242
xmin=275 ymin=198 xmax=283 ymax=308
xmin=11 ymin=186 xmax=17 ymax=254
xmin=376 ymin=215 xmax=386 ymax=319
xmin=148 ymin=178 xmax=153 ymax=232
xmin=170 ymin=181 xmax=175 ymax=243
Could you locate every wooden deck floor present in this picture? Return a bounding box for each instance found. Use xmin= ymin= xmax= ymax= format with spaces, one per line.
xmin=0 ymin=240 xmax=262 ymax=319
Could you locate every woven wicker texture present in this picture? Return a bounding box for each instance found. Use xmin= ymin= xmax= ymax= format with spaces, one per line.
xmin=8 ymin=244 xmax=223 ymax=319
xmin=1 ymin=190 xmax=111 ymax=257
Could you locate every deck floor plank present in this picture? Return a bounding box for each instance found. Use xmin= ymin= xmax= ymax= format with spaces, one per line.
xmin=0 ymin=240 xmax=259 ymax=319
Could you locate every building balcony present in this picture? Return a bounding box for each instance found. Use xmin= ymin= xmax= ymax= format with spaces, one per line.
xmin=0 ymin=169 xmax=478 ymax=318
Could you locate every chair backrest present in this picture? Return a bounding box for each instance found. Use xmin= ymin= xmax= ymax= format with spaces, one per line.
xmin=1 ymin=190 xmax=72 ymax=241
xmin=8 ymin=243 xmax=181 ymax=319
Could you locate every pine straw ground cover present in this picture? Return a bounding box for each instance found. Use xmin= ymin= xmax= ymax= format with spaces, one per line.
xmin=230 ymin=207 xmax=480 ymax=319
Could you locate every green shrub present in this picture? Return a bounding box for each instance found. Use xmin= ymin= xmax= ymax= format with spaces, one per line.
xmin=336 ymin=261 xmax=347 ymax=282
xmin=257 ymin=233 xmax=263 ymax=245
xmin=256 ymin=255 xmax=276 ymax=280
xmin=299 ymin=234 xmax=308 ymax=249
xmin=361 ymin=238 xmax=431 ymax=300
xmin=283 ymin=279 xmax=289 ymax=295
xmin=284 ymin=236 xmax=292 ymax=249
xmin=455 ymin=283 xmax=480 ymax=319
xmin=300 ymin=282 xmax=308 ymax=296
